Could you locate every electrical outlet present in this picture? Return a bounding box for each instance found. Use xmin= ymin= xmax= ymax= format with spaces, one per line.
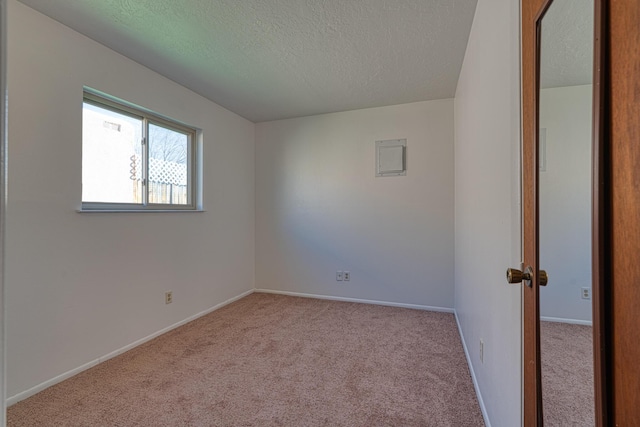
xmin=344 ymin=271 xmax=351 ymax=281
xmin=581 ymin=287 xmax=591 ymax=300
xmin=480 ymin=339 xmax=484 ymax=363
xmin=336 ymin=271 xmax=344 ymax=281
xmin=165 ymin=291 xmax=173 ymax=304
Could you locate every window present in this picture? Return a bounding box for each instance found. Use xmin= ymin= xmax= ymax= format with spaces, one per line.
xmin=82 ymin=90 xmax=199 ymax=211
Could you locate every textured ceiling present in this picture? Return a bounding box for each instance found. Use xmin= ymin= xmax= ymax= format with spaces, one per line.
xmin=18 ymin=0 xmax=478 ymax=122
xmin=540 ymin=0 xmax=594 ymax=89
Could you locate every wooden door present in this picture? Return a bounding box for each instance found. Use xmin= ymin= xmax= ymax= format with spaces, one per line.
xmin=521 ymin=0 xmax=606 ymax=425
xmin=608 ymin=0 xmax=640 ymax=423
xmin=523 ymin=0 xmax=640 ymax=424
xmin=522 ymin=0 xmax=547 ymax=424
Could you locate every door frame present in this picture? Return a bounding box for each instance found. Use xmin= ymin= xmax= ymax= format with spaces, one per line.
xmin=521 ymin=0 xmax=607 ymax=424
xmin=591 ymin=0 xmax=608 ymax=423
xmin=607 ymin=0 xmax=640 ymax=422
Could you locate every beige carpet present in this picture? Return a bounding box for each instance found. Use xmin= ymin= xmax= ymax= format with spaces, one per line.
xmin=541 ymin=321 xmax=594 ymax=426
xmin=8 ymin=293 xmax=484 ymax=426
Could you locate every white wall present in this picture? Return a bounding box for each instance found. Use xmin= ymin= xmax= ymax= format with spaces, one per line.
xmin=0 ymin=0 xmax=8 ymax=422
xmin=255 ymin=100 xmax=454 ymax=309
xmin=6 ymin=0 xmax=255 ymax=399
xmin=539 ymin=85 xmax=592 ymax=323
xmin=454 ymin=0 xmax=522 ymax=425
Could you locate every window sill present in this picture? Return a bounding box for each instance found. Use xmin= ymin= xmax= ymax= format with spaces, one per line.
xmin=77 ymin=209 xmax=206 ymax=213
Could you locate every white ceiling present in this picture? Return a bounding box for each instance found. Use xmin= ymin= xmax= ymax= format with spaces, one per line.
xmin=540 ymin=0 xmax=594 ymax=89
xmin=18 ymin=0 xmax=478 ymax=122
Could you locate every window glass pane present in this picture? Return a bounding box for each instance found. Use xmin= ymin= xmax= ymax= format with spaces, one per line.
xmin=82 ymin=102 xmax=143 ymax=203
xmin=148 ymin=123 xmax=189 ymax=205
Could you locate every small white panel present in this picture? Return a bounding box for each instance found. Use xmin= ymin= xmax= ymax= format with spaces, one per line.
xmin=376 ymin=139 xmax=407 ymax=177
xmin=379 ymin=146 xmax=404 ymax=172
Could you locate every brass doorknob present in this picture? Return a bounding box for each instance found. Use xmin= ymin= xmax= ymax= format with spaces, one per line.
xmin=506 ymin=266 xmax=548 ymax=287
xmin=538 ymin=270 xmax=548 ymax=286
xmin=506 ymin=267 xmax=532 ymax=284
xmin=507 ymin=267 xmax=531 ymax=283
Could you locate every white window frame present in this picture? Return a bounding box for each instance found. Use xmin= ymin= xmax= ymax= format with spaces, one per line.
xmin=81 ymin=89 xmax=201 ymax=212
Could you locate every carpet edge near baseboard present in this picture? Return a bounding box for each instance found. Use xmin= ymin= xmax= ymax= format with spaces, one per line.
xmin=253 ymin=289 xmax=454 ymax=313
xmin=455 ymin=310 xmax=492 ymax=427
xmin=6 ymin=289 xmax=255 ymax=407
xmin=540 ymin=316 xmax=592 ymax=326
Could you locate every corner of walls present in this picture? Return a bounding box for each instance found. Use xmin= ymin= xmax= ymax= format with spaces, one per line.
xmin=453 ymin=0 xmax=522 ymax=425
xmin=454 ymin=310 xmax=491 ymax=427
xmin=255 ymin=100 xmax=455 ymax=309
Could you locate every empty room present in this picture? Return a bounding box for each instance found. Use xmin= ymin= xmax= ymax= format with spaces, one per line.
xmin=2 ymin=0 xmax=638 ymax=426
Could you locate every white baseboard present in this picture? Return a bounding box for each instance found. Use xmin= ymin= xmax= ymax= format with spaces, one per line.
xmin=253 ymin=288 xmax=454 ymax=313
xmin=540 ymin=316 xmax=592 ymax=326
xmin=454 ymin=310 xmax=491 ymax=427
xmin=6 ymin=289 xmax=254 ymax=406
